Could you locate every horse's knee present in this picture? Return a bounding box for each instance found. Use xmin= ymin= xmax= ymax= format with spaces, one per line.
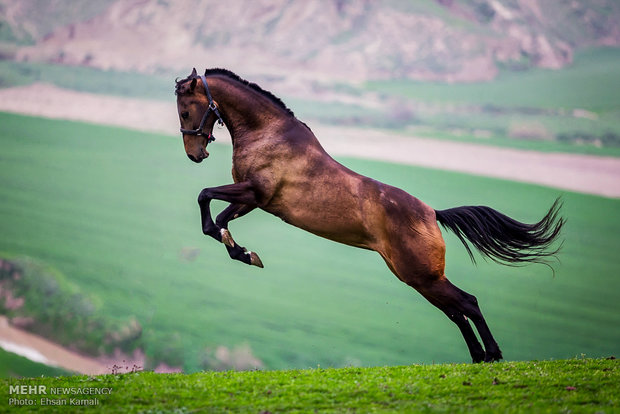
xmin=198 ymin=188 xmax=212 ymax=205
xmin=462 ymin=291 xmax=479 ymax=308
xmin=458 ymin=291 xmax=484 ymax=319
xmin=202 ymin=226 xmax=220 ymax=240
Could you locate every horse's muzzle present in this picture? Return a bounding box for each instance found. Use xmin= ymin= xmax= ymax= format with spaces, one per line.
xmin=187 ymin=151 xmax=209 ymax=163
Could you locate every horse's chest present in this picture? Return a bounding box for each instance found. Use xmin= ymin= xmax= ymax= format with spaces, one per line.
xmin=230 ymin=157 xmax=251 ymax=183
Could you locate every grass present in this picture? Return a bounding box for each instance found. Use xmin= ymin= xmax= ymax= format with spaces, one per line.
xmin=0 ymin=112 xmax=619 ymax=375
xmin=365 ymin=47 xmax=620 ymax=112
xmin=0 ymin=60 xmax=172 ymax=100
xmin=0 ymin=350 xmax=70 ymax=379
xmin=361 ymin=47 xmax=620 ymax=154
xmin=0 ymin=358 xmax=618 ymax=412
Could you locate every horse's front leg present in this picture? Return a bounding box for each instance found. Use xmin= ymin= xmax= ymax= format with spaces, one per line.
xmin=197 ymin=181 xmax=263 ymax=267
xmin=216 ymin=203 xmax=263 ymax=268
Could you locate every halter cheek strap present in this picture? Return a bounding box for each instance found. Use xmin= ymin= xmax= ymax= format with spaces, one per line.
xmin=179 ymin=74 xmax=224 ymax=143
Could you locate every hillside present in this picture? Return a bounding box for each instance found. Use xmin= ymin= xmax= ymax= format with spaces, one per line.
xmin=1 ymin=358 xmax=618 ymax=412
xmin=1 ymin=0 xmax=619 ymax=84
xmin=1 ymin=113 xmax=619 ymax=375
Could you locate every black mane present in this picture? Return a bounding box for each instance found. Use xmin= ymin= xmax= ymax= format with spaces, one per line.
xmin=175 ymin=68 xmax=295 ymax=118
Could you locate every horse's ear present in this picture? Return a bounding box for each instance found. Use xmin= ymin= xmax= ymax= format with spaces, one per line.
xmin=190 ymin=77 xmax=197 ymax=91
xmin=191 ymin=67 xmax=197 ymax=77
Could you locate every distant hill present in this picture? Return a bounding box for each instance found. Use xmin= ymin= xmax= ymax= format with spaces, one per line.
xmin=1 ymin=0 xmax=619 ymax=83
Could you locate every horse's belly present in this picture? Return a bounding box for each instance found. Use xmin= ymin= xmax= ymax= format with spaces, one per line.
xmin=265 ymin=200 xmax=373 ymax=249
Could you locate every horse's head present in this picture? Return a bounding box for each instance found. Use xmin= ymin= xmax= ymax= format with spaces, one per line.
xmin=175 ymin=68 xmax=222 ymax=163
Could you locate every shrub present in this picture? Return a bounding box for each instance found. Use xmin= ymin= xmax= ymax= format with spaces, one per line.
xmin=0 ymin=256 xmax=143 ymax=356
xmin=199 ymin=343 xmax=264 ymax=371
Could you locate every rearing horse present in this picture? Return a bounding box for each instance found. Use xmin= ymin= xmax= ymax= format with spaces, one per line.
xmin=175 ymin=68 xmax=564 ymax=363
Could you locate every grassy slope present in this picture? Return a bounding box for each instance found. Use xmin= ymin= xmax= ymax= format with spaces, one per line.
xmin=0 ymin=60 xmax=173 ymax=101
xmin=0 ymin=358 xmax=618 ymax=412
xmin=0 ymin=112 xmax=619 ymax=374
xmin=365 ymin=46 xmax=620 ymax=155
xmin=0 ymin=350 xmax=70 ymax=378
xmin=366 ymin=47 xmax=620 ymax=111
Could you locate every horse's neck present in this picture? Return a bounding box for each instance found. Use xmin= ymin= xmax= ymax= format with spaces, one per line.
xmin=210 ymin=77 xmax=292 ymax=144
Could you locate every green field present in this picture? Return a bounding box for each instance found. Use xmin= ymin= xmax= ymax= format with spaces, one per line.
xmin=366 ymin=47 xmax=620 ymax=111
xmin=364 ymin=47 xmax=620 ymax=153
xmin=0 ymin=112 xmax=619 ymax=374
xmin=1 ymin=358 xmax=618 ymax=412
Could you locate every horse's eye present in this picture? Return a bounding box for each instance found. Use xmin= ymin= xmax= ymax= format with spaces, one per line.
xmin=181 ymin=111 xmax=190 ymax=120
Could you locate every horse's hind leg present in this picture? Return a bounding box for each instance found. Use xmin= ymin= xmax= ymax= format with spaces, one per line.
xmin=418 ymin=277 xmax=502 ymax=362
xmin=383 ymin=249 xmax=500 ymax=362
xmin=375 ymin=191 xmax=501 ymax=362
xmin=459 ymin=287 xmax=503 ymax=362
xmin=434 ymin=299 xmax=486 ymax=363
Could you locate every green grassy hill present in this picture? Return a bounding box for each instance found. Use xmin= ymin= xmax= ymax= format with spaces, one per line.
xmin=1 ymin=112 xmax=619 ymax=374
xmin=0 ymin=350 xmax=70 ymax=378
xmin=364 ymin=46 xmax=620 ymax=153
xmin=1 ymin=358 xmax=618 ymax=413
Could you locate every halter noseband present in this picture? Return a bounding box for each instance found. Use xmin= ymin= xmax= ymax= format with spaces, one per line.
xmin=179 ymin=74 xmax=224 ymax=143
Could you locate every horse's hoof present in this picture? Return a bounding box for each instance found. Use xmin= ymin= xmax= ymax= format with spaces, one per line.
xmin=484 ymin=350 xmax=503 ymax=362
xmin=248 ymin=251 xmax=264 ymax=268
xmin=220 ymin=229 xmax=235 ymax=248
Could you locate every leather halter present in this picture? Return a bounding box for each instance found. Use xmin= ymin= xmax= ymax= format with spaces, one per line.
xmin=179 ymin=74 xmax=224 ymax=143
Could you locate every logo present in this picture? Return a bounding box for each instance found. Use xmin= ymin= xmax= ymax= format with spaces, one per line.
xmin=7 ymin=383 xmax=113 ymax=407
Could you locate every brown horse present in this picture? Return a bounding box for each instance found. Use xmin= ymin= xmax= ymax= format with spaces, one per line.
xmin=175 ymin=68 xmax=564 ymax=363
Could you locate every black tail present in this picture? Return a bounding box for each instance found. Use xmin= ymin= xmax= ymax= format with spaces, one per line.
xmin=435 ymin=198 xmax=564 ymax=268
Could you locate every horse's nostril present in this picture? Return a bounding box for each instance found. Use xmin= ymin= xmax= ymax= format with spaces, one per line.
xmin=187 ymin=153 xmax=198 ymax=162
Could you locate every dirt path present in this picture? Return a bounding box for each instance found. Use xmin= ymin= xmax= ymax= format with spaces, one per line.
xmin=0 ymin=316 xmax=109 ymax=375
xmin=1 ymin=83 xmax=619 ymax=197
xmin=315 ymin=125 xmax=620 ymax=198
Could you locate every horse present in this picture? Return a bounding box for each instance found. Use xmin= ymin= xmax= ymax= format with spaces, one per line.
xmin=175 ymin=68 xmax=564 ymax=363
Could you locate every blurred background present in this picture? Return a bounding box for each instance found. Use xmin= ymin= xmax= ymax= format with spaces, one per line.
xmin=0 ymin=0 xmax=619 ymax=377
